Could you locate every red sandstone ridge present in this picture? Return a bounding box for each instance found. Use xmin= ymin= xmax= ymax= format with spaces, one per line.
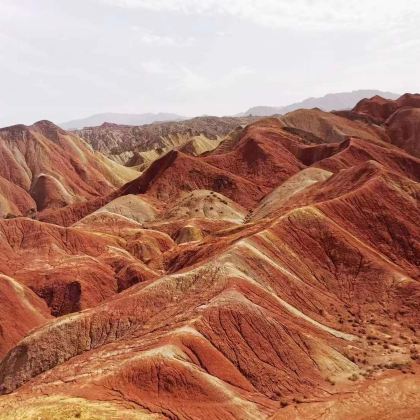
xmin=0 ymin=100 xmax=419 ymax=418
xmin=352 ymin=95 xmax=399 ymax=124
xmin=279 ymin=108 xmax=388 ymax=144
xmin=0 ymin=120 xmax=138 ymax=216
xmin=203 ymin=118 xmax=305 ymax=188
xmin=0 ymin=274 xmax=51 ymax=358
xmin=352 ymin=93 xmax=420 ymax=124
xmin=0 ymin=176 xmax=36 ymax=219
xmin=119 ymin=149 xmax=270 ymax=208
xmin=0 ymin=216 xmax=172 ymax=319
xmin=349 ymin=93 xmax=420 ymax=157
xmin=40 ymin=115 xmax=420 ymax=228
xmin=396 ymin=93 xmax=420 ymax=108
xmin=386 ymin=107 xmax=420 ymax=157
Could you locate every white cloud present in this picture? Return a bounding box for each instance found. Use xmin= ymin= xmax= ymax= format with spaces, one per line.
xmin=140 ymin=60 xmax=172 ymax=75
xmin=0 ymin=1 xmax=28 ymax=20
xmin=130 ymin=26 xmax=195 ymax=47
xmin=172 ymin=65 xmax=256 ymax=93
xmin=139 ymin=61 xmax=255 ymax=89
xmin=141 ymin=32 xmax=194 ymax=47
xmin=0 ymin=32 xmax=47 ymax=59
xmin=1 ymin=0 xmax=419 ymax=124
xmin=99 ymin=0 xmax=420 ymax=31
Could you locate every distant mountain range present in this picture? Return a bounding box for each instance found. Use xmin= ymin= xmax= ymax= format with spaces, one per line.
xmin=60 ymin=112 xmax=185 ymax=130
xmin=241 ymin=90 xmax=400 ymax=117
xmin=59 ymin=90 xmax=400 ymax=130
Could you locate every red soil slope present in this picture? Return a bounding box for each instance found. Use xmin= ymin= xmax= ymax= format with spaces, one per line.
xmin=203 ymin=119 xmax=305 ymax=188
xmin=39 ymin=116 xmax=420 ymax=228
xmin=0 ymin=176 xmax=36 ymax=218
xmin=0 ymin=216 xmax=173 ymax=331
xmin=0 ymin=120 xmax=137 ymax=214
xmin=279 ymin=108 xmax=388 ymax=144
xmin=0 ymin=274 xmax=51 ymax=358
xmin=120 ymin=150 xmax=269 ymax=209
xmin=396 ymin=93 xmax=420 ymax=108
xmin=0 ymin=107 xmax=418 ymax=418
xmin=386 ymin=107 xmax=420 ymax=157
xmin=1 ymin=162 xmax=418 ymax=416
xmin=352 ymin=95 xmax=399 ymax=124
xmin=350 ymin=93 xmax=420 ymax=157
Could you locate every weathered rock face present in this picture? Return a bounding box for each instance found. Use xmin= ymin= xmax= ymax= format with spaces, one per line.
xmin=74 ymin=115 xmax=258 ymax=163
xmin=396 ymin=93 xmax=420 ymax=108
xmin=279 ymin=108 xmax=389 ymax=144
xmin=0 ymin=176 xmax=36 ymax=219
xmin=0 ymin=274 xmax=51 ymax=358
xmin=0 ymin=120 xmax=138 ymax=216
xmin=0 ymin=216 xmax=174 ymax=325
xmin=350 ymin=93 xmax=420 ymax=157
xmin=352 ymin=95 xmax=399 ymax=124
xmin=0 ymin=101 xmax=419 ymax=419
xmin=386 ymin=107 xmax=420 ymax=158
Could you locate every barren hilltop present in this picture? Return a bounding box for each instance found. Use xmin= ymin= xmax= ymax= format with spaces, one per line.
xmin=0 ymin=93 xmax=419 ymax=419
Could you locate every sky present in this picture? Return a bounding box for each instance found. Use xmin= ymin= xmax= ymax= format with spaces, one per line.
xmin=0 ymin=0 xmax=419 ymax=126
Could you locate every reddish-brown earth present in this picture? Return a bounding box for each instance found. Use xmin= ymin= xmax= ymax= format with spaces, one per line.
xmin=350 ymin=93 xmax=420 ymax=157
xmin=386 ymin=107 xmax=420 ymax=158
xmin=351 ymin=95 xmax=399 ymax=124
xmin=0 ymin=121 xmax=138 ymax=216
xmin=279 ymin=108 xmax=389 ymax=144
xmin=0 ymin=96 xmax=419 ymax=419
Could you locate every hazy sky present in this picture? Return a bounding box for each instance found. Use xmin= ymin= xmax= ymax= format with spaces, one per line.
xmin=0 ymin=0 xmax=419 ymax=126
